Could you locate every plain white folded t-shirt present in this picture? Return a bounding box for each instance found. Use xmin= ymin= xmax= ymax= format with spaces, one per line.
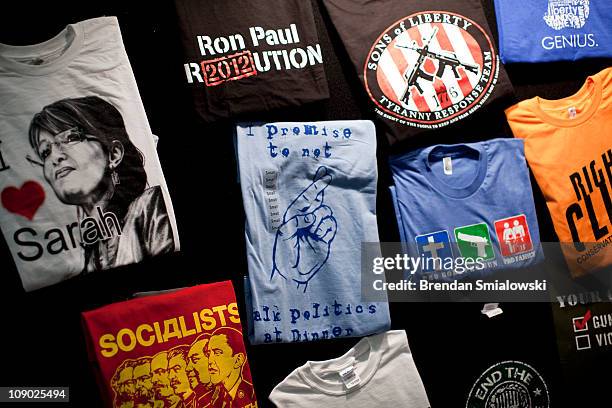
xmin=269 ymin=330 xmax=431 ymax=407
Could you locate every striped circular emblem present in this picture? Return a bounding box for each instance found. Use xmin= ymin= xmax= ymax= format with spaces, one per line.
xmin=364 ymin=11 xmax=499 ymax=129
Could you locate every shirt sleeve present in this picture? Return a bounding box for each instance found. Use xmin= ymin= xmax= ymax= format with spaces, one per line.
xmin=115 ymin=185 xmax=175 ymax=266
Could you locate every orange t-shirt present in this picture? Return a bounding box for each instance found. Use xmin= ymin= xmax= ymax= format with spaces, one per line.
xmin=506 ymin=67 xmax=612 ymax=277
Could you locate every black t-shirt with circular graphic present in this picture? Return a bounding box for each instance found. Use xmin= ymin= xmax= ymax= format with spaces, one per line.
xmin=322 ymin=0 xmax=514 ymax=144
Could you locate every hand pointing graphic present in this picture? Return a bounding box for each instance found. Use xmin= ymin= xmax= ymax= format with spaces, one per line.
xmin=271 ymin=166 xmax=338 ymax=292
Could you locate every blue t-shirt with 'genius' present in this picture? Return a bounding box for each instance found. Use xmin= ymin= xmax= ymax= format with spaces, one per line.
xmin=493 ymin=0 xmax=612 ymax=63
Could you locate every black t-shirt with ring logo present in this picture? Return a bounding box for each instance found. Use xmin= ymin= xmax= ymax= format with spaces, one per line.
xmin=322 ymin=0 xmax=514 ymax=145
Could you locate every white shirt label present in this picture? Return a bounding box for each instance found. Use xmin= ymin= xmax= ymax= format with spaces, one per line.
xmin=443 ymin=156 xmax=453 ymax=175
xmin=264 ymin=169 xmax=282 ymax=230
xmin=338 ymin=365 xmax=361 ymax=389
xmin=482 ymin=303 xmax=504 ymax=318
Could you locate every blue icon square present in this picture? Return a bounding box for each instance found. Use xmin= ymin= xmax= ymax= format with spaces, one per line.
xmin=415 ymin=230 xmax=453 ymax=272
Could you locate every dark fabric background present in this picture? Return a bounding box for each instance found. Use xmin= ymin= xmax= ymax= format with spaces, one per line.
xmin=0 ymin=1 xmax=609 ymax=406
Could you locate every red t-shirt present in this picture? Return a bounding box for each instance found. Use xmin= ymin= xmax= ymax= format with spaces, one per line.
xmin=82 ymin=281 xmax=258 ymax=408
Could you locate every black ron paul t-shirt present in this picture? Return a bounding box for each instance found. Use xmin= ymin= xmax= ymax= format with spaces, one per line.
xmin=322 ymin=0 xmax=514 ymax=144
xmin=176 ymin=0 xmax=330 ymax=122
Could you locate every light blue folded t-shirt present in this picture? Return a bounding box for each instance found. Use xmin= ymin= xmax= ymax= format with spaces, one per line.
xmin=237 ymin=120 xmax=391 ymax=344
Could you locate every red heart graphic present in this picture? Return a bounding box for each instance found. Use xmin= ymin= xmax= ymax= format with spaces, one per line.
xmin=1 ymin=181 xmax=46 ymax=221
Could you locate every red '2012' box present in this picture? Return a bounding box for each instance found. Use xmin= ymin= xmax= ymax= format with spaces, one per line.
xmin=201 ymin=51 xmax=258 ymax=87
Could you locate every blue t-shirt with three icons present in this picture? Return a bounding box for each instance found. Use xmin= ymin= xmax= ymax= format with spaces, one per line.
xmin=389 ymin=138 xmax=544 ymax=280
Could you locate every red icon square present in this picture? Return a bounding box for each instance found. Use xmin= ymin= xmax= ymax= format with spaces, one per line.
xmin=494 ymin=214 xmax=533 ymax=257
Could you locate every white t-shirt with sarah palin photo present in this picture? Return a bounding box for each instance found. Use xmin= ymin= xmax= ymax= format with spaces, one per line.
xmin=0 ymin=17 xmax=180 ymax=291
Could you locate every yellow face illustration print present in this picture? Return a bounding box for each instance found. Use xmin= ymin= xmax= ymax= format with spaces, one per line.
xmin=186 ymin=335 xmax=211 ymax=389
xmin=132 ymin=358 xmax=155 ymax=408
xmin=113 ymin=362 xmax=135 ymax=408
xmin=206 ymin=328 xmax=246 ymax=386
xmin=167 ymin=347 xmax=194 ymax=401
xmin=109 ymin=325 xmax=255 ymax=407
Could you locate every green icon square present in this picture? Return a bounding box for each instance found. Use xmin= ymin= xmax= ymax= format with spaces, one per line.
xmin=454 ymin=223 xmax=495 ymax=261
